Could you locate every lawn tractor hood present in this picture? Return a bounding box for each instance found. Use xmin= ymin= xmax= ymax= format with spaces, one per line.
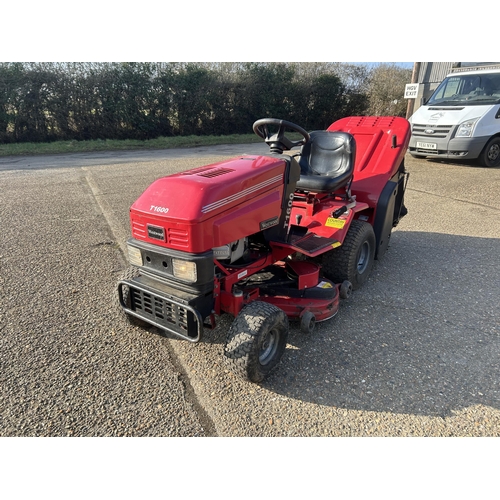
xmin=129 ymin=155 xmax=290 ymax=254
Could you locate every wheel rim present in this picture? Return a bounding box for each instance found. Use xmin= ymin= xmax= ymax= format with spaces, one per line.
xmin=357 ymin=241 xmax=371 ymax=273
xmin=487 ymin=143 xmax=500 ymax=162
xmin=259 ymin=328 xmax=280 ymax=365
xmin=308 ymin=317 xmax=316 ymax=333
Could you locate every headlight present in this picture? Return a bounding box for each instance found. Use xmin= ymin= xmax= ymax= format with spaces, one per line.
xmin=172 ymin=258 xmax=197 ymax=282
xmin=127 ymin=244 xmax=143 ymax=267
xmin=456 ymin=119 xmax=478 ymax=138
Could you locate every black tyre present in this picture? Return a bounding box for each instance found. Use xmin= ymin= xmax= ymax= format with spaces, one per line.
xmin=339 ymin=280 xmax=353 ymax=299
xmin=318 ymin=219 xmax=376 ymax=290
xmin=300 ymin=311 xmax=316 ymax=334
xmin=116 ymin=267 xmax=149 ymax=327
xmin=479 ymin=137 xmax=500 ymax=167
xmin=224 ymin=301 xmax=289 ymax=383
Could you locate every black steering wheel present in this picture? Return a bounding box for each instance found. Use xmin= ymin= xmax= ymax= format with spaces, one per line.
xmin=253 ymin=118 xmax=310 ymax=154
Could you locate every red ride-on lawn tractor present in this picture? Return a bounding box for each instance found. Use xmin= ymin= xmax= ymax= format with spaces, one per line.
xmin=117 ymin=116 xmax=411 ymax=382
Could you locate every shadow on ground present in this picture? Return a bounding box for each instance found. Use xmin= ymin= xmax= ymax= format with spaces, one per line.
xmin=160 ymin=230 xmax=500 ymax=418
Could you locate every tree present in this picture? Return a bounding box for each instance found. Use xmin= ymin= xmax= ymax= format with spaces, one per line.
xmin=366 ymin=63 xmax=412 ymax=117
xmin=169 ymin=64 xmax=216 ymax=136
xmin=236 ymin=63 xmax=299 ymax=126
xmin=0 ymin=62 xmax=412 ymax=144
xmin=305 ymin=73 xmax=347 ymax=129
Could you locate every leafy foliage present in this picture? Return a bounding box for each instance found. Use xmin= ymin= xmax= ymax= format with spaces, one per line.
xmin=0 ymin=62 xmax=412 ymax=144
xmin=366 ymin=63 xmax=412 ymax=117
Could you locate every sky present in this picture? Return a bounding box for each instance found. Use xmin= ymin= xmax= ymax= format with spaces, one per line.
xmin=353 ymin=63 xmax=414 ymax=69
xmin=0 ymin=3 xmax=458 ymax=61
xmin=1 ymin=4 xmax=494 ymax=63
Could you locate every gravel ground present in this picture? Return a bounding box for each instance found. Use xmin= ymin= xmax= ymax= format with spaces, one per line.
xmin=0 ymin=169 xmax=211 ymax=436
xmin=1 ymin=147 xmax=500 ymax=437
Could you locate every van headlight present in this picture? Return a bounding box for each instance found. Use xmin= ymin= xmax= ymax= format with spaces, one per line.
xmin=172 ymin=258 xmax=197 ymax=282
xmin=456 ymin=119 xmax=478 ymax=138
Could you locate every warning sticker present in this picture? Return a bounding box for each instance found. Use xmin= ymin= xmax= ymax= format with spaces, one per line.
xmin=317 ymin=281 xmax=333 ymax=289
xmin=325 ymin=217 xmax=346 ymax=229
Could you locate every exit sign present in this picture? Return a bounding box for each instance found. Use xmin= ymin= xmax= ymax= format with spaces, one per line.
xmin=404 ymin=83 xmax=419 ymax=99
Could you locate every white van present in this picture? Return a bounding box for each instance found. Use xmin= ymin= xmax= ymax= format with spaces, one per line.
xmin=408 ymin=66 xmax=500 ymax=167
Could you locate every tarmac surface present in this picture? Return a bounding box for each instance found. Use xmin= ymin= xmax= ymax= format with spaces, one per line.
xmin=1 ymin=144 xmax=500 ymax=436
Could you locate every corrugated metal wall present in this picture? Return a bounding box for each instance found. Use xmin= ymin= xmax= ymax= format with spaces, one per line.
xmin=417 ymin=62 xmax=454 ymax=84
xmin=416 ymin=62 xmax=500 ymax=83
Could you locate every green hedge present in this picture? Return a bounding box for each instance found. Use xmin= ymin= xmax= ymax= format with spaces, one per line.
xmin=0 ymin=62 xmax=372 ymax=144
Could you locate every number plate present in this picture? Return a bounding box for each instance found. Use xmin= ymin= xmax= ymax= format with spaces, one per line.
xmin=416 ymin=141 xmax=437 ymax=150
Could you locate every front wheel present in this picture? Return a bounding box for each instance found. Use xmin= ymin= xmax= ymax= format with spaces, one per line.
xmin=223 ymin=301 xmax=289 ymax=383
xmin=479 ymin=137 xmax=500 ymax=167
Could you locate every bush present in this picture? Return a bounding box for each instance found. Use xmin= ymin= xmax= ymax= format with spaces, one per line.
xmin=0 ymin=62 xmax=411 ymax=144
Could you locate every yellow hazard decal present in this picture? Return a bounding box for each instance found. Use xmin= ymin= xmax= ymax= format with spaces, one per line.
xmin=317 ymin=281 xmax=333 ymax=288
xmin=325 ymin=217 xmax=346 ymax=229
xmin=331 ymin=241 xmax=341 ymax=249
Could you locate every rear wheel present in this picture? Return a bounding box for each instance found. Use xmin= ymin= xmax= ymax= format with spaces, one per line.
xmin=224 ymin=301 xmax=289 ymax=383
xmin=479 ymin=137 xmax=500 ymax=167
xmin=318 ymin=220 xmax=376 ymax=290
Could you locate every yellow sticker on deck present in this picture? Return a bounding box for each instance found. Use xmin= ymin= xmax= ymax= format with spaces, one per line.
xmin=317 ymin=281 xmax=333 ymax=288
xmin=325 ymin=217 xmax=346 ymax=229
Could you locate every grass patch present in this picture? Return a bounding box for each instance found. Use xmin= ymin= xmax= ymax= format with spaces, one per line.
xmin=0 ymin=134 xmax=263 ymax=157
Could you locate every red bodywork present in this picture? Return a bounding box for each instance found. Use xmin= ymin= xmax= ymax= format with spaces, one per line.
xmin=124 ymin=116 xmax=410 ymax=334
xmin=328 ymin=116 xmax=410 ymax=218
xmin=131 ymin=116 xmax=410 ymax=253
xmin=130 ymin=156 xmax=288 ymax=253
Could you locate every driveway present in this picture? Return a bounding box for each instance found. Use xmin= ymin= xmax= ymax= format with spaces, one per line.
xmin=1 ymin=145 xmax=499 ymax=436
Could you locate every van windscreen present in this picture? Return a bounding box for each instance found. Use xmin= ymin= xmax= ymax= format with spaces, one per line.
xmin=428 ymin=73 xmax=500 ymax=106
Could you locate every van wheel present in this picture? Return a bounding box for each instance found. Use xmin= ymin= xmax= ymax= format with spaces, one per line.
xmin=479 ymin=137 xmax=500 ymax=167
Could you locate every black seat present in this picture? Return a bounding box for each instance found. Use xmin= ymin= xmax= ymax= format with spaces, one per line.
xmin=296 ymin=131 xmax=356 ymax=193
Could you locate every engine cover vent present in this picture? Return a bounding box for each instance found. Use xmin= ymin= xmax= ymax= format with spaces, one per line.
xmin=180 ymin=166 xmax=235 ymax=177
xmin=197 ymin=168 xmax=235 ymax=178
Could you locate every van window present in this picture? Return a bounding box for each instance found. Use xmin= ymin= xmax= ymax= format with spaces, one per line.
xmin=428 ymin=73 xmax=500 ymax=106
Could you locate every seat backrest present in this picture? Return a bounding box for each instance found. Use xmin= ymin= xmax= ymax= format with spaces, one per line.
xmin=299 ymin=130 xmax=355 ymax=176
xmin=296 ymin=130 xmax=355 ymax=193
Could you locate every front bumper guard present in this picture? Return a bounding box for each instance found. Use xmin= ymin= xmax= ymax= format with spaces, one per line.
xmin=118 ymin=277 xmax=204 ymax=342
